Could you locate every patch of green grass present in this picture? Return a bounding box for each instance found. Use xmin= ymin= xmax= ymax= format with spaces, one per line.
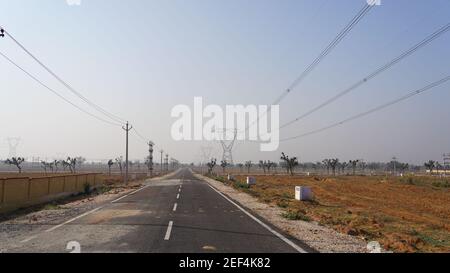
xmin=276 ymin=200 xmax=289 ymax=208
xmin=83 ymin=182 xmax=92 ymax=195
xmin=432 ymin=180 xmax=450 ymax=188
xmin=43 ymin=203 xmax=65 ymax=210
xmin=96 ymin=185 xmax=112 ymax=194
xmin=233 ymin=180 xmax=250 ymax=189
xmin=281 ymin=210 xmax=312 ymax=222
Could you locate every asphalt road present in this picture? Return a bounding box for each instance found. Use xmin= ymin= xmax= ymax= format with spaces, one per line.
xmin=6 ymin=168 xmax=310 ymax=253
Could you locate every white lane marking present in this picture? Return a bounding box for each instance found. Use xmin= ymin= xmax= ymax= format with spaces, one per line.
xmin=173 ymin=203 xmax=178 ymax=212
xmin=176 ymin=193 xmax=180 ymax=199
xmin=111 ymin=184 xmax=151 ymax=203
xmin=45 ymin=206 xmax=103 ymax=233
xmin=164 ymin=221 xmax=174 ymax=240
xmin=20 ymin=236 xmax=37 ymax=243
xmin=206 ymin=184 xmax=308 ymax=253
xmin=111 ymin=194 xmax=130 ymax=204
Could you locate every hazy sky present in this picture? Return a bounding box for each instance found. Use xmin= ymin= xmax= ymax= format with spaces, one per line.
xmin=0 ymin=0 xmax=449 ymax=165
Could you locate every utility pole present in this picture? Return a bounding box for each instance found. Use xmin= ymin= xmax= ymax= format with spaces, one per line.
xmin=147 ymin=141 xmax=154 ymax=177
xmin=392 ymin=156 xmax=397 ymax=176
xmin=122 ymin=122 xmax=133 ymax=185
xmin=165 ymin=154 xmax=169 ymax=171
xmin=160 ymin=149 xmax=164 ymax=174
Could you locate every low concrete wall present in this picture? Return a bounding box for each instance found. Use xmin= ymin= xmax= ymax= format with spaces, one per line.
xmin=0 ymin=173 xmax=103 ymax=214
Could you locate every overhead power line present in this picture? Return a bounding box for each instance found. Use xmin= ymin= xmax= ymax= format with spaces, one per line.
xmin=0 ymin=25 xmax=126 ymax=124
xmin=281 ymin=75 xmax=450 ymax=142
xmin=246 ymin=2 xmax=375 ymax=131
xmin=0 ymin=50 xmax=122 ymax=127
xmin=280 ymin=22 xmax=450 ymax=129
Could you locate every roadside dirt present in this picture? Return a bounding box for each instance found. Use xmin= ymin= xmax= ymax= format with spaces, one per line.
xmin=219 ymin=174 xmax=449 ymax=253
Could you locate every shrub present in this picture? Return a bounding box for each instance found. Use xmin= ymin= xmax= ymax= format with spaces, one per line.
xmin=83 ymin=182 xmax=92 ymax=195
xmin=282 ymin=210 xmax=312 ymax=222
xmin=233 ymin=181 xmax=250 ymax=189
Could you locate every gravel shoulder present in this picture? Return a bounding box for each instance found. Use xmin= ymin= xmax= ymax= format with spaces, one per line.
xmin=194 ymin=172 xmax=370 ymax=253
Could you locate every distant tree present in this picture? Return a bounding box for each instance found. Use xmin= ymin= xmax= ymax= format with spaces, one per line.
xmin=359 ymin=161 xmax=367 ymax=174
xmin=259 ymin=160 xmax=267 ymax=174
xmin=349 ymin=160 xmax=359 ymax=175
xmin=398 ymin=163 xmax=409 ymax=174
xmin=220 ymin=160 xmax=229 ymax=173
xmin=329 ymin=159 xmax=339 ymax=176
xmin=107 ymin=159 xmax=114 ymax=175
xmin=74 ymin=157 xmax=86 ymax=172
xmin=61 ymin=159 xmax=71 ymax=172
xmin=280 ymin=153 xmax=298 ymax=176
xmin=237 ymin=163 xmax=244 ymax=173
xmin=41 ymin=161 xmax=50 ymax=175
xmin=53 ymin=160 xmax=60 ymax=173
xmin=245 ymin=161 xmax=253 ymax=174
xmin=340 ymin=162 xmax=348 ymax=175
xmin=266 ymin=161 xmax=275 ymax=174
xmin=4 ymin=157 xmax=25 ymax=173
xmin=207 ymin=159 xmax=217 ymax=174
xmin=435 ymin=162 xmax=442 ymax=174
xmin=322 ymin=159 xmax=331 ymax=175
xmin=424 ymin=160 xmax=436 ymax=175
xmin=115 ymin=157 xmax=123 ymax=175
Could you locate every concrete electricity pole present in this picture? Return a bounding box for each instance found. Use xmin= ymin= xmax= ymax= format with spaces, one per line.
xmin=122 ymin=122 xmax=133 ymax=185
xmin=165 ymin=154 xmax=169 ymax=171
xmin=147 ymin=141 xmax=154 ymax=177
xmin=392 ymin=156 xmax=397 ymax=176
xmin=160 ymin=149 xmax=164 ymax=174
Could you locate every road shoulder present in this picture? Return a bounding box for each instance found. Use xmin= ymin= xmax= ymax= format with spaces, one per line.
xmin=194 ymin=172 xmax=369 ymax=253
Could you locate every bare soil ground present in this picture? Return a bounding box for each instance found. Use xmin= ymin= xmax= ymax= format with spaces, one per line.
xmin=215 ymin=174 xmax=449 ymax=253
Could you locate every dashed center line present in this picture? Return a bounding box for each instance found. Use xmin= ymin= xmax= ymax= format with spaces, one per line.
xmin=173 ymin=203 xmax=178 ymax=212
xmin=164 ymin=221 xmax=174 ymax=241
xmin=176 ymin=193 xmax=180 ymax=199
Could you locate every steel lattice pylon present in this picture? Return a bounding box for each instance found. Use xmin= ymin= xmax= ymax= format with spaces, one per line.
xmin=215 ymin=129 xmax=237 ymax=165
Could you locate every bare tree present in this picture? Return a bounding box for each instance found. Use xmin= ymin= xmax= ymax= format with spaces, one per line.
xmin=329 ymin=159 xmax=339 ymax=176
xmin=266 ymin=161 xmax=275 ymax=174
xmin=220 ymin=160 xmax=229 ymax=174
xmin=245 ymin=161 xmax=253 ymax=174
xmin=340 ymin=162 xmax=348 ymax=175
xmin=107 ymin=159 xmax=114 ymax=175
xmin=207 ymin=159 xmax=217 ymax=175
xmin=41 ymin=161 xmax=50 ymax=175
xmin=349 ymin=160 xmax=359 ymax=175
xmin=116 ymin=157 xmax=123 ymax=175
xmin=4 ymin=157 xmax=25 ymax=173
xmin=280 ymin=153 xmax=298 ymax=176
xmin=322 ymin=159 xmax=331 ymax=175
xmin=259 ymin=160 xmax=267 ymax=174
xmin=424 ymin=160 xmax=436 ymax=175
xmin=237 ymin=163 xmax=244 ymax=173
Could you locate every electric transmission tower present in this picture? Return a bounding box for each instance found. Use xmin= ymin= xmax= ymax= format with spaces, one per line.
xmin=443 ymin=153 xmax=450 ymax=176
xmin=7 ymin=137 xmax=21 ymax=158
xmin=215 ymin=129 xmax=237 ymax=165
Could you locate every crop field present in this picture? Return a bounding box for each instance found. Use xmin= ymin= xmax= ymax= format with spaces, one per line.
xmin=214 ymin=174 xmax=450 ymax=253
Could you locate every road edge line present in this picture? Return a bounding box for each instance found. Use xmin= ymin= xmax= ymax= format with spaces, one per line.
xmin=204 ymin=182 xmax=308 ymax=253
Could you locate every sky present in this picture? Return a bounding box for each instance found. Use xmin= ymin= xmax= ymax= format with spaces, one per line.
xmin=0 ymin=0 xmax=449 ymax=165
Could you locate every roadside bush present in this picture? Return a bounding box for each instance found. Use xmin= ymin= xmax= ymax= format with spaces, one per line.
xmin=281 ymin=210 xmax=312 ymax=222
xmin=432 ymin=180 xmax=450 ymax=188
xmin=83 ymin=182 xmax=92 ymax=195
xmin=276 ymin=200 xmax=289 ymax=208
xmin=233 ymin=181 xmax=250 ymax=189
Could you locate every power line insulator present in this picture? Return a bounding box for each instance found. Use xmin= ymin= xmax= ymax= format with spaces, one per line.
xmin=0 ymin=29 xmax=5 ymax=37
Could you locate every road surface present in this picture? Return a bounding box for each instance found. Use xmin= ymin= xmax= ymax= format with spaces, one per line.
xmin=5 ymin=168 xmax=312 ymax=253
